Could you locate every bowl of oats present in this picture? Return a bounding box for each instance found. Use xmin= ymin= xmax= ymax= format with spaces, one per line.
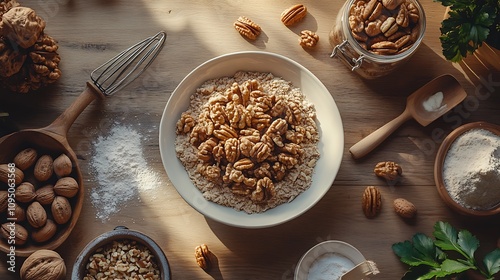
xmin=72 ymin=226 xmax=171 ymax=279
xmin=159 ymin=51 xmax=344 ymax=228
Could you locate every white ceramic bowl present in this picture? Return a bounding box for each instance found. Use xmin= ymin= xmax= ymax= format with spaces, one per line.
xmin=295 ymin=240 xmax=366 ymax=280
xmin=159 ymin=51 xmax=344 ymax=228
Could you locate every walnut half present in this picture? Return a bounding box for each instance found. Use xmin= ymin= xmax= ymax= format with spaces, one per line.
xmin=374 ymin=161 xmax=402 ymax=181
xmin=0 ymin=7 xmax=46 ymax=48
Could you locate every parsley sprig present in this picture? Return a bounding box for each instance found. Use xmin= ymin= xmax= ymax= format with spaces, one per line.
xmin=392 ymin=221 xmax=500 ymax=279
xmin=435 ymin=0 xmax=500 ymax=62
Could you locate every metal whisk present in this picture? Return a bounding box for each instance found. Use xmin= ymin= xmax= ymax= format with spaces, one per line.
xmin=90 ymin=31 xmax=167 ymax=96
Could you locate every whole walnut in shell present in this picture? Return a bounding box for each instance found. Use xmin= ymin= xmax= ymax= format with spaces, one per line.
xmin=20 ymin=249 xmax=66 ymax=280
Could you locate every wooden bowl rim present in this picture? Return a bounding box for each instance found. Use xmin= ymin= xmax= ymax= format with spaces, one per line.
xmin=434 ymin=121 xmax=500 ymax=216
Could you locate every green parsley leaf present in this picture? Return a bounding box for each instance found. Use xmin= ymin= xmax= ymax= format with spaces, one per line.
xmin=483 ymin=249 xmax=500 ymax=277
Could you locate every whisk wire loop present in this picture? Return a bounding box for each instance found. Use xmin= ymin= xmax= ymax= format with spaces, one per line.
xmin=90 ymin=31 xmax=167 ymax=96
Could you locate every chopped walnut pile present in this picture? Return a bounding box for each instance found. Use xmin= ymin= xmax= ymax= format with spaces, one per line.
xmin=83 ymin=239 xmax=161 ymax=280
xmin=175 ymin=72 xmax=320 ymax=213
xmin=0 ymin=3 xmax=61 ymax=93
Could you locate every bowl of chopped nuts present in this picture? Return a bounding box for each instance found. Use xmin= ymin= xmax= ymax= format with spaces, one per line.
xmin=159 ymin=51 xmax=344 ymax=228
xmin=434 ymin=121 xmax=500 ymax=216
xmin=72 ymin=226 xmax=171 ymax=279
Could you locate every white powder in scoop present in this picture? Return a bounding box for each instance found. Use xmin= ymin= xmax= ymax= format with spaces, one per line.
xmin=307 ymin=253 xmax=355 ymax=280
xmin=443 ymin=128 xmax=500 ymax=210
xmin=90 ymin=124 xmax=161 ymax=221
xmin=423 ymin=91 xmax=446 ymax=112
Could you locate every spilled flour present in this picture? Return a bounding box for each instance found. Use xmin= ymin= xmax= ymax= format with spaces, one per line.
xmin=90 ymin=123 xmax=161 ymax=221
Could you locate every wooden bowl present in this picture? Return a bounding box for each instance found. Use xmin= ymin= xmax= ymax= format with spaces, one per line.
xmin=72 ymin=226 xmax=171 ymax=279
xmin=434 ymin=121 xmax=500 ymax=216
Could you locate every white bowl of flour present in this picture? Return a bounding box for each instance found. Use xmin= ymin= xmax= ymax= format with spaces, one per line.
xmin=434 ymin=122 xmax=500 ymax=216
xmin=294 ymin=240 xmax=366 ymax=280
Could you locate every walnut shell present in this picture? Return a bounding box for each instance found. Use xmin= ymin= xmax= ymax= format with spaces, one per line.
xmin=13 ymin=148 xmax=38 ymax=170
xmin=53 ymin=154 xmax=72 ymax=177
xmin=15 ymin=182 xmax=36 ymax=203
xmin=13 ymin=202 xmax=26 ymax=222
xmin=35 ymin=184 xmax=55 ymax=205
xmin=31 ymin=219 xmax=56 ymax=243
xmin=20 ymin=249 xmax=66 ymax=280
xmin=53 ymin=177 xmax=78 ymax=198
xmin=34 ymin=155 xmax=53 ymax=182
xmin=1 ymin=222 xmax=28 ymax=245
xmin=0 ymin=163 xmax=24 ymax=185
xmin=0 ymin=7 xmax=46 ymax=48
xmin=51 ymin=196 xmax=71 ymax=225
xmin=26 ymin=201 xmax=47 ymax=229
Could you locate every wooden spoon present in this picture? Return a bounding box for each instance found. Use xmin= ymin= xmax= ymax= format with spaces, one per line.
xmin=349 ymin=74 xmax=467 ymax=159
xmin=0 ymin=82 xmax=103 ymax=257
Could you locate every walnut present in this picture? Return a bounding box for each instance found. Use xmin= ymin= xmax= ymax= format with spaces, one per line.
xmin=251 ymin=177 xmax=275 ymax=202
xmin=2 ymin=33 xmax=62 ymax=93
xmin=299 ymin=30 xmax=319 ymax=48
xmin=198 ymin=137 xmax=218 ymax=162
xmin=224 ymin=138 xmax=240 ymax=163
xmin=234 ymin=16 xmax=261 ymax=40
xmin=233 ymin=158 xmax=254 ymax=171
xmin=0 ymin=0 xmax=19 ymax=16
xmin=195 ymin=244 xmax=213 ymax=271
xmin=177 ymin=112 xmax=196 ymax=134
xmin=213 ymin=124 xmax=238 ymax=141
xmin=278 ymin=152 xmax=299 ymax=169
xmin=0 ymin=7 xmax=45 ymax=48
xmin=250 ymin=142 xmax=272 ymax=162
xmin=0 ymin=37 xmax=25 ymax=77
xmin=374 ymin=161 xmax=402 ymax=181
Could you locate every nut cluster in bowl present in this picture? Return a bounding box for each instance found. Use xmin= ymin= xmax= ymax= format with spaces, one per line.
xmin=0 ymin=145 xmax=82 ymax=256
xmin=72 ymin=227 xmax=171 ymax=280
xmin=434 ymin=122 xmax=500 ymax=216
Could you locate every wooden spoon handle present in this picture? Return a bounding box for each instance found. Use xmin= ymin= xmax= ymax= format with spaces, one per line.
xmin=349 ymin=109 xmax=412 ymax=159
xmin=43 ymin=82 xmax=104 ymax=137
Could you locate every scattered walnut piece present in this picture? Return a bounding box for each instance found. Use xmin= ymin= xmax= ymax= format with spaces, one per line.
xmin=374 ymin=161 xmax=402 ymax=181
xmin=234 ymin=16 xmax=261 ymax=40
xmin=195 ymin=244 xmax=213 ymax=271
xmin=362 ymin=186 xmax=381 ymax=218
xmin=299 ymin=30 xmax=319 ymax=48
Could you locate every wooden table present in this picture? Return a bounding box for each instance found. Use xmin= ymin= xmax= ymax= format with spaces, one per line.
xmin=1 ymin=0 xmax=499 ymax=279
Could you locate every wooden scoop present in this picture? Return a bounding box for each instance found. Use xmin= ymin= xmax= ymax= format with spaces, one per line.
xmin=0 ymin=83 xmax=104 ymax=256
xmin=349 ymin=74 xmax=467 ymax=159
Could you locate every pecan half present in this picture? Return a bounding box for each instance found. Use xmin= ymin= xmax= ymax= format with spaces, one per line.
xmin=280 ymin=4 xmax=307 ymax=26
xmin=234 ymin=16 xmax=261 ymax=40
xmin=362 ymin=186 xmax=382 ymax=218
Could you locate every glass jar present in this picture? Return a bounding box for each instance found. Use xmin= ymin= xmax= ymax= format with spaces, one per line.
xmin=329 ymin=0 xmax=426 ymax=79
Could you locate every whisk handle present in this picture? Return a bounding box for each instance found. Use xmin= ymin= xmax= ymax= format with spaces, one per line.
xmin=44 ymin=81 xmax=105 ymax=137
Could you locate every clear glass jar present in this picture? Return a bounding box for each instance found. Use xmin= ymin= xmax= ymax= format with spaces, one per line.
xmin=329 ymin=0 xmax=426 ymax=79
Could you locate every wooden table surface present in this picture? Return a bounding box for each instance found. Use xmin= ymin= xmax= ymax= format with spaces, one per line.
xmin=1 ymin=0 xmax=499 ymax=279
